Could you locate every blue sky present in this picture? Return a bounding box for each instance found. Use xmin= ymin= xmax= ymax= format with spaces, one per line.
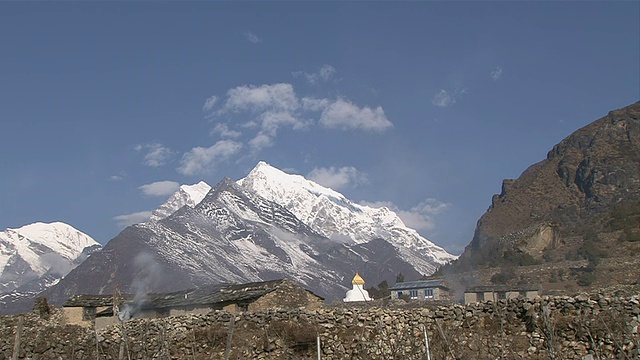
xmin=1 ymin=1 xmax=638 ymax=254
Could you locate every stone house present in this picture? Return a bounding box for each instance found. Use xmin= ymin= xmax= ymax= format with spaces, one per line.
xmin=389 ymin=279 xmax=452 ymax=301
xmin=63 ymin=279 xmax=323 ymax=329
xmin=463 ymin=285 xmax=539 ymax=304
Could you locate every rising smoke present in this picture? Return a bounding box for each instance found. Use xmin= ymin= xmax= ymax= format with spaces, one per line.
xmin=118 ymin=252 xmax=162 ymax=321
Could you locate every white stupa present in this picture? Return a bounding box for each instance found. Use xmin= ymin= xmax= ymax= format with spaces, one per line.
xmin=343 ymin=272 xmax=373 ymax=302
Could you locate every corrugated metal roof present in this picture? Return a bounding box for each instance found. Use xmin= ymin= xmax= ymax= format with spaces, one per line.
xmin=389 ymin=279 xmax=447 ymax=290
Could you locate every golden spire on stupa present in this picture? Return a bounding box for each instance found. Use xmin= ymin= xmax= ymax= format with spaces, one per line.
xmin=352 ymin=272 xmax=365 ymax=285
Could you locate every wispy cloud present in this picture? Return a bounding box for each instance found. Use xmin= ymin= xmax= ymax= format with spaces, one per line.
xmin=361 ymin=198 xmax=450 ymax=232
xmin=307 ymin=166 xmax=369 ymax=190
xmin=109 ymin=172 xmax=126 ymax=182
xmin=319 ymin=99 xmax=392 ymax=132
xmin=178 ymin=140 xmax=243 ymax=176
xmin=222 ymin=83 xmax=299 ymax=113
xmin=202 ymin=82 xmax=393 ymax=158
xmin=210 ymin=123 xmax=242 ymax=139
xmin=292 ymin=64 xmax=337 ymax=85
xmin=244 ymin=31 xmax=262 ymax=44
xmin=215 ymin=83 xmax=308 ymax=152
xmin=491 ymin=67 xmax=503 ymax=81
xmin=113 ymin=211 xmax=152 ymax=228
xmin=135 ymin=143 xmax=175 ymax=167
xmin=431 ymin=90 xmax=456 ymax=107
xmin=139 ymin=181 xmax=180 ymax=197
xmin=203 ymin=95 xmax=218 ymax=112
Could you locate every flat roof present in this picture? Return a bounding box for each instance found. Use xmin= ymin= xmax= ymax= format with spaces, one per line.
xmin=389 ymin=279 xmax=447 ymax=291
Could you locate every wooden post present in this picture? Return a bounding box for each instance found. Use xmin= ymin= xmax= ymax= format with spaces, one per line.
xmin=423 ymin=325 xmax=431 ymax=360
xmin=94 ymin=324 xmax=101 ymax=360
xmin=224 ymin=316 xmax=235 ymax=360
xmin=11 ymin=316 xmax=23 ymax=360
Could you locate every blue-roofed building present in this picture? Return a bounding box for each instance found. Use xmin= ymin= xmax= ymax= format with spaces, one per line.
xmin=389 ymin=279 xmax=451 ymax=301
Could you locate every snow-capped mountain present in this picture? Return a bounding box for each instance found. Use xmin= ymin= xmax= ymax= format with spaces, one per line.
xmin=41 ymin=176 xmax=425 ymax=305
xmin=150 ymin=181 xmax=211 ymax=221
xmin=38 ymin=162 xmax=455 ymax=308
xmin=0 ymin=222 xmax=101 ymax=313
xmin=238 ymin=161 xmax=456 ymax=274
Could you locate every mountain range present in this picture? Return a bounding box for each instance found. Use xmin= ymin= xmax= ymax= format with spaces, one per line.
xmin=4 ymin=101 xmax=637 ymax=314
xmin=0 ymin=163 xmax=455 ymax=313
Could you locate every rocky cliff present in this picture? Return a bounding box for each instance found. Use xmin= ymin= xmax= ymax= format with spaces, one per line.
xmin=457 ymin=101 xmax=640 ymax=270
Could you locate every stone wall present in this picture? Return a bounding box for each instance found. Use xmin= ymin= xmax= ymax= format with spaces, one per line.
xmin=1 ymin=294 xmax=638 ymax=359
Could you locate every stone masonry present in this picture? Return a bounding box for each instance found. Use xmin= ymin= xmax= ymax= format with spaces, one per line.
xmin=1 ymin=293 xmax=638 ymax=359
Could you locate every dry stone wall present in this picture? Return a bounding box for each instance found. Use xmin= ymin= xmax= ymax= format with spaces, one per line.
xmin=1 ymin=294 xmax=638 ymax=359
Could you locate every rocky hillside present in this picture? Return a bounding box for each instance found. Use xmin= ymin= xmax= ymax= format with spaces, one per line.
xmin=447 ymin=101 xmax=639 ymax=290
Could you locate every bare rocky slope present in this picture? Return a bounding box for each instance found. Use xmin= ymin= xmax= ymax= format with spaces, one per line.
xmin=443 ymin=101 xmax=640 ymax=292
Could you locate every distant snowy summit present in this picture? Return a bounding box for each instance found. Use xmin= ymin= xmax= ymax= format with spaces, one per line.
xmin=237 ymin=161 xmax=457 ymax=273
xmin=0 ymin=222 xmax=100 ymax=294
xmin=150 ymin=181 xmax=212 ymax=221
xmin=153 ymin=161 xmax=456 ymax=274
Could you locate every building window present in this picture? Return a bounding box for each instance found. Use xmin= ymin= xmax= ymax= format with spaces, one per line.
xmin=409 ymin=290 xmax=419 ymax=299
xmin=477 ymin=292 xmax=484 ymax=301
xmin=424 ymin=288 xmax=434 ymax=299
xmin=397 ymin=291 xmax=403 ymax=298
xmin=497 ymin=292 xmax=506 ymax=300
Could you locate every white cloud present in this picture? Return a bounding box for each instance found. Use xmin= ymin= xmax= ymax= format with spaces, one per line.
xmin=260 ymin=110 xmax=309 ymax=135
xmin=135 ymin=143 xmax=174 ymax=167
xmin=203 ymin=95 xmax=218 ymax=112
xmin=215 ymin=83 xmax=309 ymax=152
xmin=113 ymin=211 xmax=152 ymax=228
xmin=202 ymin=83 xmax=392 ymax=158
xmin=361 ymin=198 xmax=449 ymax=232
xmin=210 ymin=123 xmax=242 ymax=139
xmin=109 ymin=174 xmax=125 ymax=181
xmin=178 ymin=140 xmax=243 ymax=175
xmin=319 ymin=99 xmax=393 ymax=131
xmin=244 ymin=31 xmax=262 ymax=44
xmin=307 ymin=166 xmax=369 ymax=190
xmin=293 ymin=64 xmax=337 ymax=85
xmin=301 ymin=97 xmax=330 ymax=111
xmin=248 ymin=132 xmax=274 ymax=153
xmin=222 ymin=83 xmax=298 ymax=113
xmin=491 ymin=67 xmax=503 ymax=81
xmin=431 ymin=90 xmax=456 ymax=107
xmin=139 ymin=181 xmax=180 ymax=197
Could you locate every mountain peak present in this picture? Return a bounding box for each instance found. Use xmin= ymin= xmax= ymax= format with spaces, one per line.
xmin=238 ymin=162 xmax=456 ymax=274
xmin=240 ymin=162 xmax=346 ymax=202
xmin=0 ymin=221 xmax=99 ymax=299
xmin=150 ymin=181 xmax=212 ymax=221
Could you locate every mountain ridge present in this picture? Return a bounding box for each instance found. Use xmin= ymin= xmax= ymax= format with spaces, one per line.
xmin=32 ymin=165 xmax=455 ymax=311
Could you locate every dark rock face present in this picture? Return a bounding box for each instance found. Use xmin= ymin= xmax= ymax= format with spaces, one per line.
xmin=459 ymin=101 xmax=640 ymax=266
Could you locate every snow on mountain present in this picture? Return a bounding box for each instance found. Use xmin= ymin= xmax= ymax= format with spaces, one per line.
xmin=41 ymin=178 xmax=360 ymax=304
xmin=238 ymin=161 xmax=457 ymax=274
xmin=40 ymin=164 xmax=454 ymax=307
xmin=150 ymin=181 xmax=212 ymax=221
xmin=0 ymin=222 xmax=100 ymax=294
